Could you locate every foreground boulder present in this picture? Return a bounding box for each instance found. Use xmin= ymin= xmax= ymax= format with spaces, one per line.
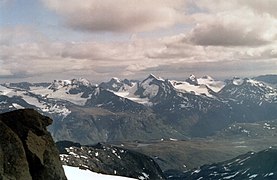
xmin=57 ymin=141 xmax=166 ymax=179
xmin=0 ymin=109 xmax=67 ymax=180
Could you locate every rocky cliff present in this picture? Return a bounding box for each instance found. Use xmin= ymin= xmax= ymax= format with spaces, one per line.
xmin=0 ymin=109 xmax=67 ymax=180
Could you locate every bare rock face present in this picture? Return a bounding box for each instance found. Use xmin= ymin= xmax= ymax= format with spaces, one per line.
xmin=0 ymin=109 xmax=67 ymax=180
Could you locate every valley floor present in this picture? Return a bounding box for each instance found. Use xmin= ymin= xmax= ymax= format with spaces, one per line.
xmin=113 ymin=120 xmax=277 ymax=171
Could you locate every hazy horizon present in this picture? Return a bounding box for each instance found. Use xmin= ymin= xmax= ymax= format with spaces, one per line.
xmin=0 ymin=72 xmax=275 ymax=85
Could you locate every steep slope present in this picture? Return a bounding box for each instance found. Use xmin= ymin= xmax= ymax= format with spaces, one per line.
xmin=57 ymin=141 xmax=166 ymax=180
xmin=218 ymin=77 xmax=277 ymax=122
xmin=166 ymin=147 xmax=277 ymax=179
xmin=51 ymin=106 xmax=185 ymax=144
xmin=219 ymin=77 xmax=277 ymax=103
xmin=85 ymin=87 xmax=147 ymax=113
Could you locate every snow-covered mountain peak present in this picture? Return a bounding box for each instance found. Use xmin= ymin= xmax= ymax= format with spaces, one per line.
xmin=169 ymin=80 xmax=213 ymax=97
xmin=72 ymin=78 xmax=91 ymax=87
xmin=232 ymin=77 xmax=245 ymax=86
xmin=99 ymin=77 xmax=136 ymax=93
xmin=146 ymin=74 xmax=164 ymax=82
xmin=186 ymin=74 xmax=198 ymax=85
xmin=110 ymin=77 xmax=121 ymax=83
xmin=48 ymin=78 xmax=91 ymax=91
xmin=198 ymin=76 xmax=225 ymax=92
xmin=189 ymin=74 xmax=196 ymax=80
xmin=50 ymin=80 xmax=70 ymax=89
xmin=134 ymin=74 xmax=166 ymax=99
xmin=140 ymin=77 xmax=160 ymax=99
xmin=230 ymin=77 xmax=272 ymax=89
xmin=247 ymin=79 xmax=269 ymax=88
xmin=167 ymin=75 xmax=226 ymax=96
xmin=219 ymin=77 xmax=277 ymax=104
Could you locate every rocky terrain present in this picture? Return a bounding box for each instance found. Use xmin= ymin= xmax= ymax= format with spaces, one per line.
xmin=165 ymin=147 xmax=277 ymax=179
xmin=0 ymin=109 xmax=66 ymax=180
xmin=55 ymin=139 xmax=277 ymax=180
xmin=57 ymin=141 xmax=166 ymax=180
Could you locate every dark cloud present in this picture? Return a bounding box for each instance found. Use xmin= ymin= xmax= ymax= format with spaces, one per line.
xmin=188 ymin=23 xmax=269 ymax=47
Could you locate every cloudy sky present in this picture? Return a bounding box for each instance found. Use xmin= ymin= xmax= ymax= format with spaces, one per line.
xmin=0 ymin=0 xmax=276 ymax=83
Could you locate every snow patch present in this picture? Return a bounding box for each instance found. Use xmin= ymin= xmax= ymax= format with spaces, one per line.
xmin=233 ymin=78 xmax=244 ymax=86
xmin=170 ymin=80 xmax=213 ymax=97
xmin=197 ymin=76 xmax=225 ymax=92
xmin=12 ymin=103 xmax=24 ymax=109
xmin=63 ymin=165 xmax=137 ymax=180
xmin=249 ymin=174 xmax=258 ymax=179
xmin=223 ymin=172 xmax=239 ymax=179
xmin=112 ymin=83 xmax=152 ymax=106
xmin=0 ymin=85 xmax=13 ymax=95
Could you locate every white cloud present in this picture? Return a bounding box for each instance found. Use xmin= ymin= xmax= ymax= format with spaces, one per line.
xmin=243 ymin=0 xmax=277 ymax=18
xmin=0 ymin=25 xmax=276 ymax=82
xmin=41 ymin=0 xmax=186 ymax=32
xmin=188 ymin=0 xmax=277 ymax=47
xmin=1 ymin=1 xmax=277 ymax=82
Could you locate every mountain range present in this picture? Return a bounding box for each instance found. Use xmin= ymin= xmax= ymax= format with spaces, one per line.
xmin=0 ymin=74 xmax=276 ymax=144
xmin=0 ymin=74 xmax=277 ymax=176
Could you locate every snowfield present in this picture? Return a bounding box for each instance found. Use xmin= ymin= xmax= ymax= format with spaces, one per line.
xmin=63 ymin=165 xmax=137 ymax=180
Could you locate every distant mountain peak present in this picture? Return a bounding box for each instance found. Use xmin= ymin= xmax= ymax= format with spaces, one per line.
xmin=201 ymin=75 xmax=213 ymax=80
xmin=110 ymin=77 xmax=121 ymax=83
xmin=231 ymin=77 xmax=245 ymax=86
xmin=72 ymin=78 xmax=91 ymax=86
xmin=189 ymin=74 xmax=196 ymax=79
xmin=186 ymin=74 xmax=198 ymax=85
xmin=146 ymin=74 xmax=164 ymax=81
xmin=48 ymin=78 xmax=91 ymax=91
xmin=99 ymin=77 xmax=136 ymax=93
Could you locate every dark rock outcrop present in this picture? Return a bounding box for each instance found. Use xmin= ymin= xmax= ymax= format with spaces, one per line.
xmin=57 ymin=140 xmax=166 ymax=179
xmin=0 ymin=109 xmax=67 ymax=180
